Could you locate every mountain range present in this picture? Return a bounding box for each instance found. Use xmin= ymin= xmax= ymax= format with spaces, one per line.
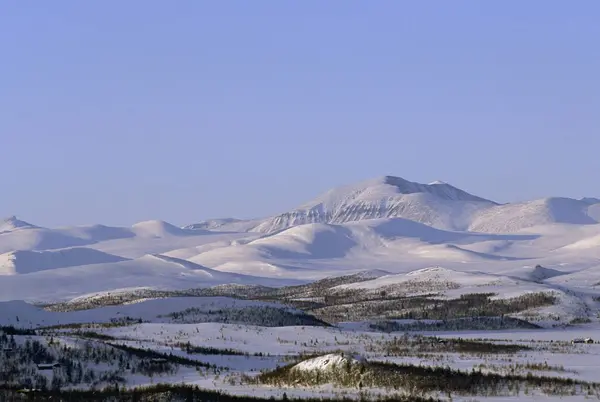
xmin=185 ymin=175 xmax=600 ymax=233
xmin=2 ymin=175 xmax=600 ymax=324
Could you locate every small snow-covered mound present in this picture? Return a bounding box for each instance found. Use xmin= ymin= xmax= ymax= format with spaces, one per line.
xmin=214 ymin=261 xmax=300 ymax=277
xmin=334 ymin=266 xmax=533 ymax=297
xmin=545 ymin=265 xmax=600 ymax=288
xmin=0 ymin=227 xmax=91 ymax=254
xmin=0 ymin=248 xmax=128 ymax=275
xmin=470 ymin=197 xmax=599 ymax=233
xmin=163 ymin=240 xmax=237 ymax=260
xmin=184 ymin=218 xmax=262 ymax=232
xmin=407 ymin=243 xmax=509 ymax=261
xmin=293 ymin=353 xmax=366 ymax=372
xmin=248 ymin=223 xmax=358 ymax=259
xmin=499 ymin=265 xmax=567 ymax=283
xmin=184 ymin=218 xmax=242 ymax=230
xmin=561 ymin=233 xmax=600 ymax=251
xmin=335 ymin=267 xmax=497 ymax=295
xmin=57 ymin=224 xmax=135 ymax=242
xmin=131 ymin=220 xmax=192 ymax=238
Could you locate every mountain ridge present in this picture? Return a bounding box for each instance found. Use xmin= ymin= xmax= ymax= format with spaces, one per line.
xmin=185 ymin=176 xmax=600 ymax=234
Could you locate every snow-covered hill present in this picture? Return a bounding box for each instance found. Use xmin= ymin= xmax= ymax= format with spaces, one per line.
xmin=0 ymin=217 xmax=228 ymax=256
xmin=0 ymin=220 xmax=91 ymax=254
xmin=0 ymin=253 xmax=303 ymax=302
xmin=0 ymin=296 xmax=305 ymax=328
xmin=0 ymin=248 xmax=128 ymax=275
xmin=469 ymin=197 xmax=600 ymax=233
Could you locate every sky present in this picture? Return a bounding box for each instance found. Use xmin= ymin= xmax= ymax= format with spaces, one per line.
xmin=2 ymin=1 xmax=600 ymax=227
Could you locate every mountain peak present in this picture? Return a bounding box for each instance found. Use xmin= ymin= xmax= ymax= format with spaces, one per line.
xmin=0 ymin=216 xmax=37 ymax=232
xmin=247 ymin=175 xmax=497 ymax=233
xmin=377 ymin=175 xmax=494 ymax=204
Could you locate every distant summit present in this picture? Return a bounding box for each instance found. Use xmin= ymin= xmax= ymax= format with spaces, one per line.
xmin=186 ymin=175 xmax=600 ymax=234
xmin=380 ymin=176 xmax=495 ymax=203
xmin=246 ymin=175 xmax=497 ymax=233
xmin=0 ymin=216 xmax=37 ymax=233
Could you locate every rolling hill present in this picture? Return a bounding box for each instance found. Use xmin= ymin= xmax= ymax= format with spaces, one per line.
xmin=0 ymin=248 xmax=128 ymax=275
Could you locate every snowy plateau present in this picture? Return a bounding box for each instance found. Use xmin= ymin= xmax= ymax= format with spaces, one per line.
xmin=3 ymin=176 xmax=600 ymax=401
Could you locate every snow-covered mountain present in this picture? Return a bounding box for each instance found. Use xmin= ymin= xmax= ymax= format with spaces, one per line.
xmin=0 ymin=215 xmax=38 ymax=233
xmin=185 ymin=176 xmax=600 ymax=235
xmin=3 ymin=174 xmax=600 ymax=326
xmin=250 ymin=176 xmax=497 ymax=233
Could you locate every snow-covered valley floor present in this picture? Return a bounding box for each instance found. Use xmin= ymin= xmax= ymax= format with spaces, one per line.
xmin=4 ymin=315 xmax=600 ymax=401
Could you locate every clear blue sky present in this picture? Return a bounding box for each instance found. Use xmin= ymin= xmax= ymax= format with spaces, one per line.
xmin=2 ymin=1 xmax=599 ymax=227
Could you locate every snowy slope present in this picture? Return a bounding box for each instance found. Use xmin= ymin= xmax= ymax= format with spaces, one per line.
xmin=183 ymin=218 xmax=262 ymax=232
xmin=0 ymin=216 xmax=248 ymax=259
xmin=0 ymin=296 xmax=296 ymax=328
xmin=0 ymin=224 xmax=91 ymax=254
xmin=0 ymin=216 xmax=38 ymax=232
xmin=248 ymin=176 xmax=497 ymax=233
xmin=0 ymin=248 xmax=128 ymax=275
xmin=185 ymin=177 xmax=600 ymax=237
xmin=0 ymin=254 xmax=302 ymax=303
xmin=469 ymin=198 xmax=600 ymax=233
xmin=188 ymin=218 xmax=536 ymax=279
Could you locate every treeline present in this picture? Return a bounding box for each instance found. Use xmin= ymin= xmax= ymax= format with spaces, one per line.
xmin=161 ymin=306 xmax=329 ymax=327
xmin=308 ymin=292 xmax=557 ymax=323
xmin=0 ymin=383 xmax=441 ymax=401
xmin=44 ymin=286 xmax=273 ymax=312
xmin=0 ymin=332 xmax=178 ymax=391
xmin=369 ymin=316 xmax=540 ymax=332
xmin=366 ymin=334 xmax=530 ymax=357
xmin=0 ymin=325 xmax=36 ymax=335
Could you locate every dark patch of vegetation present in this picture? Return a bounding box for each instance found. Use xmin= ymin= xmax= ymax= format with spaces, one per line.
xmin=0 ymin=326 xmax=36 ymax=336
xmin=160 ymin=305 xmax=330 ymax=327
xmin=0 ymin=332 xmax=178 ymax=390
xmin=43 ymin=286 xmax=275 ymax=312
xmin=106 ymin=343 xmax=219 ymax=369
xmin=38 ymin=316 xmax=143 ymax=330
xmin=0 ymin=382 xmax=440 ymax=401
xmin=368 ymin=334 xmax=530 ymax=356
xmin=77 ymin=331 xmax=120 ymax=341
xmin=41 ymin=275 xmax=558 ymax=326
xmin=176 ymin=341 xmax=248 ymax=356
xmin=569 ymin=317 xmax=592 ymax=325
xmin=370 ymin=316 xmax=540 ymax=332
xmin=309 ymin=292 xmax=557 ymax=323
